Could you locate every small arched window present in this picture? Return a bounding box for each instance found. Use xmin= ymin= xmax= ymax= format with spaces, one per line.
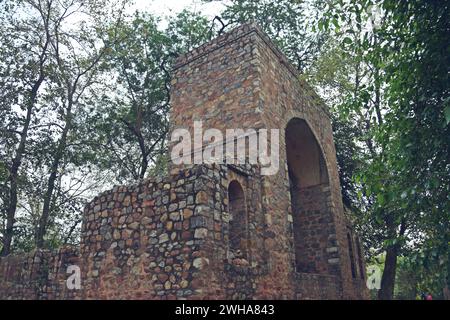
xmin=228 ymin=180 xmax=248 ymax=256
xmin=347 ymin=233 xmax=357 ymax=279
xmin=356 ymin=238 xmax=365 ymax=279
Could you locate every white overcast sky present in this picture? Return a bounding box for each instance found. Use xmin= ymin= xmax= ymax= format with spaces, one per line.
xmin=128 ymin=0 xmax=227 ymax=27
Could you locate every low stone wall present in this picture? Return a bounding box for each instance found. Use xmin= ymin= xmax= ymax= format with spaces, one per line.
xmin=0 ymin=246 xmax=80 ymax=300
xmin=80 ymin=164 xmax=219 ymax=299
xmin=0 ymin=165 xmax=223 ymax=300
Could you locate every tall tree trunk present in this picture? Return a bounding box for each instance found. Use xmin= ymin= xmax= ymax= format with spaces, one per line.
xmin=1 ymin=118 xmax=30 ymax=256
xmin=137 ymin=131 xmax=148 ymax=180
xmin=1 ymin=78 xmax=43 ymax=256
xmin=378 ymin=244 xmax=400 ymax=300
xmin=1 ymin=0 xmax=51 ymax=255
xmin=378 ymin=218 xmax=406 ymax=300
xmin=35 ymin=102 xmax=72 ymax=248
xmin=34 ymin=11 xmax=105 ymax=246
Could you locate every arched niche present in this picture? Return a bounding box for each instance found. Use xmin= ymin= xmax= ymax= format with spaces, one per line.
xmin=228 ymin=180 xmax=248 ymax=257
xmin=285 ymin=118 xmax=332 ymax=274
xmin=347 ymin=233 xmax=357 ymax=279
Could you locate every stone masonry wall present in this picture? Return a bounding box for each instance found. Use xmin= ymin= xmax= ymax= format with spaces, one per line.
xmin=169 ymin=23 xmax=368 ymax=299
xmin=251 ymin=24 xmax=368 ymax=299
xmin=170 ymin=23 xmax=295 ymax=299
xmin=80 ymin=165 xmax=222 ymax=299
xmin=292 ymin=184 xmax=337 ymax=275
xmin=0 ymin=246 xmax=80 ymax=299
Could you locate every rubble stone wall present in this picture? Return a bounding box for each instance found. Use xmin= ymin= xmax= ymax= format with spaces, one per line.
xmin=0 ymin=246 xmax=80 ymax=299
xmin=80 ymin=165 xmax=221 ymax=299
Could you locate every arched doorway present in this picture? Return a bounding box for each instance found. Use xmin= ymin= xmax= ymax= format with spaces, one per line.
xmin=285 ymin=118 xmax=332 ymax=274
xmin=228 ymin=180 xmax=248 ymax=257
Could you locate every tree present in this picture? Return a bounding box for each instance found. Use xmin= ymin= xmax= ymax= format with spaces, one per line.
xmin=93 ymin=10 xmax=212 ymax=183
xmin=208 ymin=0 xmax=327 ymax=72
xmin=379 ymin=0 xmax=450 ymax=299
xmin=321 ymin=0 xmax=450 ymax=299
xmin=0 ymin=0 xmax=126 ymax=252
xmin=0 ymin=0 xmax=55 ymax=255
xmin=0 ymin=4 xmax=215 ymax=253
xmin=93 ymin=13 xmax=170 ymax=182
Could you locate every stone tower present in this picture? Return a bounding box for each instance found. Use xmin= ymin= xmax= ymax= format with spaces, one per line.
xmin=168 ymin=23 xmax=368 ymax=299
xmin=0 ymin=23 xmax=368 ymax=300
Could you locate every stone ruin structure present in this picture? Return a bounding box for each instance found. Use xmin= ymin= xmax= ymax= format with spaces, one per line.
xmin=0 ymin=23 xmax=368 ymax=299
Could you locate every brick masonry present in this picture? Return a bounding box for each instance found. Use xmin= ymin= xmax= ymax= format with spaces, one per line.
xmin=0 ymin=23 xmax=368 ymax=300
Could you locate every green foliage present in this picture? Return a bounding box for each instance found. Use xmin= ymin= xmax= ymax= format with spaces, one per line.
xmin=93 ymin=10 xmax=212 ymax=183
xmin=166 ymin=9 xmax=212 ymax=53
xmin=94 ymin=12 xmax=171 ymax=182
xmin=395 ymin=250 xmax=448 ymax=300
xmin=320 ymin=0 xmax=450 ymax=298
xmin=217 ymin=0 xmax=327 ymax=71
xmin=0 ymin=0 xmax=127 ymax=252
